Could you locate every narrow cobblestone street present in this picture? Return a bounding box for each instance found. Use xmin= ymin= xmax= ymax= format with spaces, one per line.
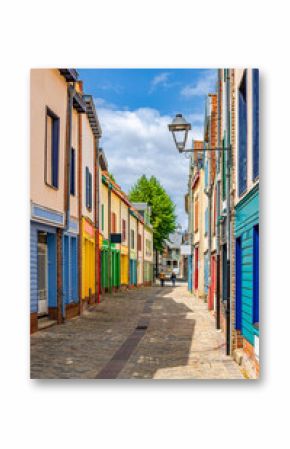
xmin=31 ymin=284 xmax=244 ymax=379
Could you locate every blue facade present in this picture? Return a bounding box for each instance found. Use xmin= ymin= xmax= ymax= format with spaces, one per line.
xmin=62 ymin=232 xmax=79 ymax=317
xmin=235 ymin=185 xmax=259 ymax=345
xmin=188 ymin=255 xmax=192 ymax=292
xmin=30 ymin=221 xmax=57 ymax=314
xmin=130 ymin=259 xmax=137 ymax=285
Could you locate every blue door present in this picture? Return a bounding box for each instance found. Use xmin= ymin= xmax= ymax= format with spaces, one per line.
xmin=70 ymin=237 xmax=78 ymax=302
xmin=188 ymin=255 xmax=192 ymax=292
xmin=235 ymin=237 xmax=242 ymax=330
xmin=63 ymin=235 xmax=69 ymax=316
xmin=253 ymin=225 xmax=259 ymax=324
xmin=47 ymin=232 xmax=57 ymax=311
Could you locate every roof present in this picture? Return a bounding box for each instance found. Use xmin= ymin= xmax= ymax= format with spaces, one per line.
xmin=83 ymin=95 xmax=102 ymax=138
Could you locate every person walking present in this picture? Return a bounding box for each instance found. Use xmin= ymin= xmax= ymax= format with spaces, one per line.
xmin=170 ymin=271 xmax=176 ymax=287
xmin=159 ymin=271 xmax=165 ymax=287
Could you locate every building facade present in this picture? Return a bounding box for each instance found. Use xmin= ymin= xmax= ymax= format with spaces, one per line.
xmin=30 ymin=69 xmax=86 ymax=332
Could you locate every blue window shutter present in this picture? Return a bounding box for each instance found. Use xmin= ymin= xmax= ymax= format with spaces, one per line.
xmin=89 ymin=172 xmax=92 ymax=209
xmin=252 ymin=69 xmax=259 ymax=180
xmin=52 ymin=117 xmax=59 ymax=188
xmin=238 ymin=71 xmax=247 ymax=196
xmin=85 ymin=167 xmax=89 ymax=208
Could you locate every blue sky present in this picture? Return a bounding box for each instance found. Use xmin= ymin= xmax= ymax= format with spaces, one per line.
xmin=78 ymin=68 xmax=217 ymax=228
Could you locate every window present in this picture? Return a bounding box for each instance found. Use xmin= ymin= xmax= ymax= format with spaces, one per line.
xmin=252 ymin=69 xmax=259 ymax=180
xmin=238 ymin=70 xmax=247 ymax=196
xmin=45 ymin=107 xmax=59 ymax=188
xmin=146 ymin=238 xmax=151 ymax=256
xmin=137 ymin=234 xmax=142 ymax=251
xmin=130 ymin=230 xmax=135 ymax=249
xmin=111 ymin=212 xmax=116 ymax=233
xmin=122 ymin=219 xmax=126 ymax=241
xmin=167 ymin=260 xmax=171 ymax=266
xmin=86 ymin=167 xmax=92 ymax=209
xmin=173 ymin=260 xmax=178 ymax=267
xmin=101 ymin=204 xmax=104 ymax=231
xmin=70 ymin=148 xmax=75 ymax=195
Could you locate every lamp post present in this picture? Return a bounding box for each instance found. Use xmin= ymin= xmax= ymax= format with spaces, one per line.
xmin=168 ymin=113 xmax=232 ymax=355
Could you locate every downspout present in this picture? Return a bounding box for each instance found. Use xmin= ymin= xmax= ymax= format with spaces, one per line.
xmin=95 ymin=137 xmax=100 ymax=303
xmin=65 ymin=84 xmax=75 ymax=231
xmin=216 ymin=69 xmax=222 ymax=329
xmin=226 ymin=68 xmax=232 ymax=355
xmin=128 ymin=208 xmax=131 ymax=286
xmin=108 ymin=186 xmax=112 ymax=293
xmin=78 ymin=94 xmax=83 ymax=315
xmin=58 ymin=82 xmax=74 ymax=323
xmin=207 ymin=102 xmax=213 ymax=306
xmin=189 ymin=156 xmax=193 ymax=293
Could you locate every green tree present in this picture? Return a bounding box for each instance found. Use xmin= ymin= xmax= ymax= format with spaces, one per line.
xmin=129 ymin=175 xmax=176 ymax=251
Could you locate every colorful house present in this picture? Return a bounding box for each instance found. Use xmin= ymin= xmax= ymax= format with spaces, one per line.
xmin=129 ymin=208 xmax=138 ymax=286
xmin=80 ymin=95 xmax=102 ymax=307
xmin=30 ymin=68 xmax=85 ymax=333
xmin=234 ymin=68 xmax=259 ymax=376
xmin=132 ymin=203 xmax=154 ymax=286
xmin=120 ymin=193 xmax=130 ymax=287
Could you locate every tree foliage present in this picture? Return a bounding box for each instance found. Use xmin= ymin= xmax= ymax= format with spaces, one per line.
xmin=129 ymin=175 xmax=176 ymax=251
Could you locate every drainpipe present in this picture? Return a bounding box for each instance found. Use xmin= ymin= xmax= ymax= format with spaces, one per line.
xmin=226 ymin=69 xmax=232 ymax=355
xmin=216 ymin=69 xmax=222 ymax=330
xmin=128 ymin=208 xmax=131 ymax=286
xmin=189 ymin=157 xmax=194 ymax=293
xmin=95 ymin=137 xmax=100 ymax=303
xmin=206 ymin=103 xmax=213 ymax=306
xmin=78 ymin=91 xmax=83 ymax=315
xmin=108 ymin=186 xmax=112 ymax=293
xmin=58 ymin=83 xmax=74 ymax=324
xmin=65 ymin=84 xmax=75 ymax=231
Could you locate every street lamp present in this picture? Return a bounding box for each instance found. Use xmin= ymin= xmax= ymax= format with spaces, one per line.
xmin=168 ymin=113 xmax=231 ymax=154
xmin=168 ymin=114 xmax=191 ymax=152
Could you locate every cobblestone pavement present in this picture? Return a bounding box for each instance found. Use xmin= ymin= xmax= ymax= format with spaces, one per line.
xmin=30 ymin=283 xmax=245 ymax=379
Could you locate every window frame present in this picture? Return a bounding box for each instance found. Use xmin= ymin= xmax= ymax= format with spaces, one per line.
xmin=44 ymin=106 xmax=60 ymax=189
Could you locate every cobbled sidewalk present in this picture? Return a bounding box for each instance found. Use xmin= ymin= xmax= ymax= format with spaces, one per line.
xmin=30 ymin=284 xmax=245 ymax=379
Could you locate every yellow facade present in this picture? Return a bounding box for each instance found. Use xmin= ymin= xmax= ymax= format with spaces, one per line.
xmin=121 ymin=253 xmax=129 ymax=285
xmin=81 ymin=217 xmax=95 ymax=299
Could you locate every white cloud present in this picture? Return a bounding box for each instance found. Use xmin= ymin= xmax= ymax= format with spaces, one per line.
xmin=95 ymin=101 xmax=203 ymax=229
xmin=181 ymin=71 xmax=217 ymax=97
xmin=149 ymin=72 xmax=179 ymax=93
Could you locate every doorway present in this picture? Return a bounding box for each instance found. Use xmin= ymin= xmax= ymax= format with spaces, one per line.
xmin=37 ymin=232 xmax=48 ymax=315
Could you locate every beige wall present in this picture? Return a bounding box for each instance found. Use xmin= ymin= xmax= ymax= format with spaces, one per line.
xmin=120 ymin=200 xmax=129 ymax=246
xmin=30 ymin=69 xmax=67 ymax=214
xmin=137 ymin=221 xmax=144 ymax=260
xmin=70 ymin=108 xmax=79 ymax=220
xmin=144 ymin=227 xmax=153 ymax=263
xmin=111 ymin=191 xmax=121 ymax=233
xmin=129 ymin=214 xmax=137 ymax=259
xmin=100 ymin=182 xmax=108 ymax=239
xmin=81 ymin=113 xmax=95 ymax=221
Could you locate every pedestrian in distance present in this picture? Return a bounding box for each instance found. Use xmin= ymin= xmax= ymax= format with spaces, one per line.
xmin=159 ymin=271 xmax=165 ymax=287
xmin=170 ymin=271 xmax=176 ymax=287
